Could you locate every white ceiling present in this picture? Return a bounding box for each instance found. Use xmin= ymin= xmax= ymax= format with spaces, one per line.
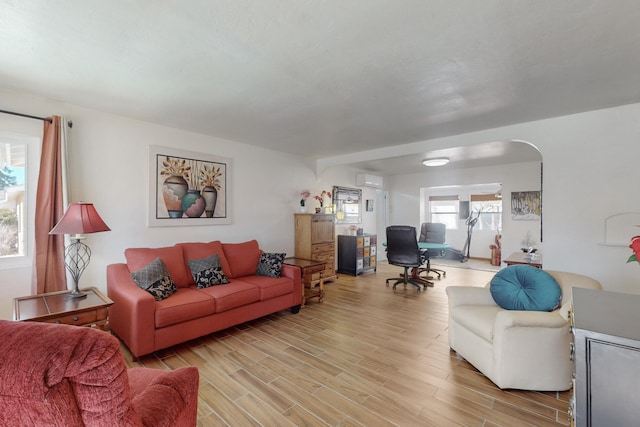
xmin=1 ymin=1 xmax=639 ymax=174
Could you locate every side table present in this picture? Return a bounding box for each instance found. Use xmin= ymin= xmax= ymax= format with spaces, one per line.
xmin=284 ymin=257 xmax=326 ymax=306
xmin=13 ymin=287 xmax=113 ymax=330
xmin=503 ymin=251 xmax=543 ymax=269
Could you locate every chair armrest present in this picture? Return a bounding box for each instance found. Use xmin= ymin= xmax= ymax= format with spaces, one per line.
xmin=107 ymin=263 xmax=156 ymax=357
xmin=446 ymin=286 xmax=497 ymax=307
xmin=494 ymin=309 xmax=568 ymax=331
xmin=129 ymin=366 xmax=199 ymax=427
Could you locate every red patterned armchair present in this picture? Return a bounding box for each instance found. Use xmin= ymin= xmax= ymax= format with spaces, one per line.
xmin=0 ymin=320 xmax=198 ymax=426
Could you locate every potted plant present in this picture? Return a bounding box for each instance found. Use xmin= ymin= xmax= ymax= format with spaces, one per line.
xmin=299 ymin=190 xmax=310 ymax=213
xmin=314 ymin=190 xmax=332 ymax=213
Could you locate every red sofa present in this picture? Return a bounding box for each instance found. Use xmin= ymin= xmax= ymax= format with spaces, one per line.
xmin=0 ymin=320 xmax=198 ymax=426
xmin=107 ymin=240 xmax=302 ymax=357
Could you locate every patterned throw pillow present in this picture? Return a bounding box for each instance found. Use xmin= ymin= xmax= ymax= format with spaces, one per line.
xmin=256 ymin=252 xmax=286 ymax=278
xmin=130 ymin=257 xmax=177 ymax=301
xmin=187 ymin=254 xmax=230 ymax=288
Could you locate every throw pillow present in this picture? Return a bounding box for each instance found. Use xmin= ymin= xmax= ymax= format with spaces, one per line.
xmin=187 ymin=254 xmax=230 ymax=288
xmin=489 ymin=265 xmax=562 ymax=311
xmin=130 ymin=257 xmax=177 ymax=301
xmin=256 ymin=252 xmax=286 ymax=278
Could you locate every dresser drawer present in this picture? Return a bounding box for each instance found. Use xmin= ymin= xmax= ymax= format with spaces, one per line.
xmin=312 ymin=243 xmax=334 ymax=254
xmin=313 ymin=252 xmax=334 ymax=263
xmin=44 ymin=310 xmax=99 ymax=326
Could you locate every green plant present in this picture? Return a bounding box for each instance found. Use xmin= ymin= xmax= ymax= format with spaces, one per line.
xmin=0 ymin=165 xmax=17 ymax=190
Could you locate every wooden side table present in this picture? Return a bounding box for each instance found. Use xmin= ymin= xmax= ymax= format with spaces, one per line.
xmin=503 ymin=251 xmax=543 ymax=269
xmin=284 ymin=257 xmax=326 ymax=306
xmin=13 ymin=287 xmax=113 ymax=330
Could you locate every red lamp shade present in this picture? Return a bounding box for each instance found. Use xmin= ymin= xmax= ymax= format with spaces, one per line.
xmin=49 ymin=203 xmax=111 ymax=235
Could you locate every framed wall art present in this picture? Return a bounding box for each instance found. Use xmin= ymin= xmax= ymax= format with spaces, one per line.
xmin=511 ymin=191 xmax=540 ymax=221
xmin=149 ymin=145 xmax=232 ymax=226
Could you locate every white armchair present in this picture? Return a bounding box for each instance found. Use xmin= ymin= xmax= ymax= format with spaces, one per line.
xmin=446 ymin=270 xmax=602 ymax=391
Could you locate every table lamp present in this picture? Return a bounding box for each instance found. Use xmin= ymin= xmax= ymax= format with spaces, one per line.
xmin=49 ymin=202 xmax=111 ymax=299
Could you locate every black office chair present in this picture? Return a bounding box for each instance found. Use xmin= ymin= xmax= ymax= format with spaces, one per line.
xmin=418 ymin=222 xmax=447 ymax=279
xmin=385 ymin=225 xmax=431 ymax=291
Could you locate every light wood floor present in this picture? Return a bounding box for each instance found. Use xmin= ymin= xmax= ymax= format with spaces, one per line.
xmin=120 ymin=262 xmax=571 ymax=427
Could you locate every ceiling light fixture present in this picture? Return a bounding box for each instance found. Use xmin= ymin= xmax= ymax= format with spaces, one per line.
xmin=422 ymin=157 xmax=450 ymax=167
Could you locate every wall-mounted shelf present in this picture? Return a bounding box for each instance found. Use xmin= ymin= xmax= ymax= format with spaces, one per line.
xmin=599 ymin=212 xmax=640 ymax=247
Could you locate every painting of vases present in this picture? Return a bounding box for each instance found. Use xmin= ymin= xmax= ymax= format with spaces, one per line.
xmin=150 ymin=146 xmax=231 ymax=226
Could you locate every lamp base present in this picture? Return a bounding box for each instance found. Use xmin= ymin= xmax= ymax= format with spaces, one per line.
xmin=66 ymin=288 xmax=87 ymax=300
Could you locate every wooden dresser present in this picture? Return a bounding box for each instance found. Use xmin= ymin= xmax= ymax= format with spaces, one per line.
xmin=294 ymin=213 xmax=336 ymax=283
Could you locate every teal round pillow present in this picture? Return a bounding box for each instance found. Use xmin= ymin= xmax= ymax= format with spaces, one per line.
xmin=490 ymin=265 xmax=562 ymax=311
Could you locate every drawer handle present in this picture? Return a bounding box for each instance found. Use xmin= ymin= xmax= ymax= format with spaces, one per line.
xmin=73 ymin=316 xmax=79 ymax=322
xmin=569 ymin=342 xmax=575 ymax=361
xmin=55 ymin=320 xmax=61 ymax=324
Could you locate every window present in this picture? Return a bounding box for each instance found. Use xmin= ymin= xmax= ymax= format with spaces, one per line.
xmin=470 ymin=194 xmax=502 ymax=231
xmin=0 ymin=138 xmax=27 ymax=259
xmin=429 ymin=196 xmax=459 ymax=230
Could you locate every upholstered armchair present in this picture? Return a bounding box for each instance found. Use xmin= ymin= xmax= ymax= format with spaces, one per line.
xmin=446 ymin=270 xmax=602 ymax=391
xmin=0 ymin=320 xmax=199 ymax=426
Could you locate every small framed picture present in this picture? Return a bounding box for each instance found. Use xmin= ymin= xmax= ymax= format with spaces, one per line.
xmin=366 ymin=199 xmax=374 ymax=212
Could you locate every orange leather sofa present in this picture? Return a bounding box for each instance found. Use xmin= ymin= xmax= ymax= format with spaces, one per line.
xmin=107 ymin=240 xmax=302 ymax=357
xmin=0 ymin=320 xmax=198 ymax=426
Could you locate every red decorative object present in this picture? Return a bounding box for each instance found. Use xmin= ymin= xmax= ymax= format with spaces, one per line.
xmin=490 ymin=234 xmax=502 ymax=266
xmin=628 ymin=235 xmax=640 ymax=264
xmin=49 ymin=202 xmax=111 ymax=236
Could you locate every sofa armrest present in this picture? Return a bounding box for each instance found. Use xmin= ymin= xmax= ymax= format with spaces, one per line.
xmin=446 ymin=286 xmax=496 ymax=308
xmin=494 ymin=309 xmax=568 ymax=331
xmin=107 ymin=263 xmax=156 ymax=357
xmin=281 ymin=263 xmax=303 ymax=306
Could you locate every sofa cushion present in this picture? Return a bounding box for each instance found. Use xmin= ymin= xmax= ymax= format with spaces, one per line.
xmin=125 ymin=246 xmax=191 ymax=288
xmin=130 ymin=257 xmax=177 ymax=301
xmin=241 ymin=275 xmax=294 ymax=301
xmin=222 ymin=240 xmax=261 ymax=278
xmin=187 ymin=254 xmax=230 ymax=288
xmin=179 ymin=241 xmax=231 ymax=284
xmin=195 ymin=280 xmax=260 ymax=313
xmin=256 ymin=252 xmax=286 ymax=278
xmin=154 ymin=288 xmax=215 ymax=328
xmin=490 ymin=265 xmax=562 ymax=311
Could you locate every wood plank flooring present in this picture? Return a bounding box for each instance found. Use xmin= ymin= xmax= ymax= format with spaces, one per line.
xmin=120 ymin=262 xmax=571 ymax=426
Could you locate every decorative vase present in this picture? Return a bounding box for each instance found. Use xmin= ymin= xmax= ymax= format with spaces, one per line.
xmin=300 ymin=206 xmax=307 ymax=213
xmin=162 ymin=175 xmax=188 ymax=218
xmin=201 ymin=185 xmax=218 ymax=218
xmin=181 ymin=189 xmax=206 ymax=218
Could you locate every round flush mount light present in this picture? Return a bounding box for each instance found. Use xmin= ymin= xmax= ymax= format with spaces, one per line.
xmin=422 ymin=157 xmax=450 ymax=167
